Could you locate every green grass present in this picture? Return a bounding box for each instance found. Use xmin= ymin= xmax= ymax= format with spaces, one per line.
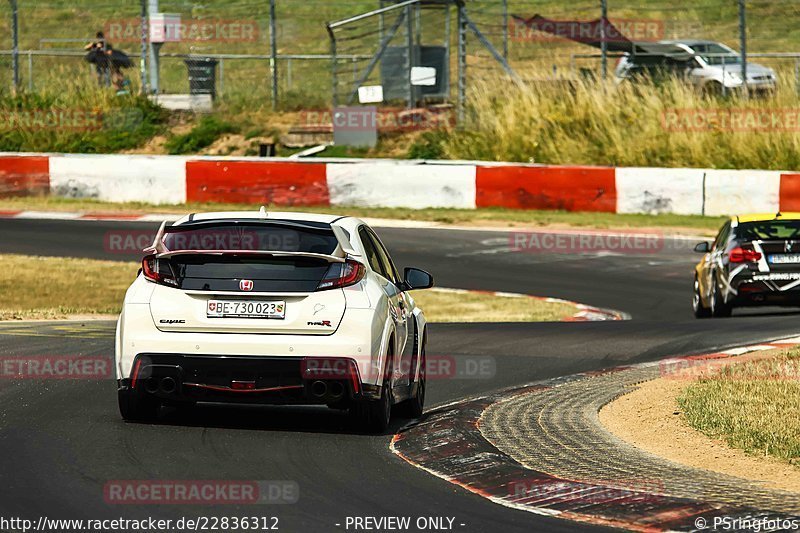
xmin=0 ymin=88 xmax=166 ymax=153
xmin=0 ymin=196 xmax=727 ymax=234
xmin=678 ymin=349 xmax=800 ymax=464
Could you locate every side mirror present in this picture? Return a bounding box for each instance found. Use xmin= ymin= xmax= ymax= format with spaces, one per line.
xmin=403 ymin=267 xmax=434 ymax=291
xmin=694 ymin=242 xmax=711 ymax=253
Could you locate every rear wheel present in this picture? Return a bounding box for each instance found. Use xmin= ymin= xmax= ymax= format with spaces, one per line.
xmin=693 ymin=276 xmax=711 ymax=318
xmin=711 ymin=280 xmax=733 ymax=318
xmin=118 ymin=388 xmax=160 ymax=422
xmin=351 ymin=350 xmax=393 ymax=434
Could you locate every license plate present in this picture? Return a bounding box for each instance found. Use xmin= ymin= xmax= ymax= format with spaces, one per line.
xmin=207 ymin=300 xmax=286 ymax=319
xmin=767 ymin=254 xmax=800 ymax=264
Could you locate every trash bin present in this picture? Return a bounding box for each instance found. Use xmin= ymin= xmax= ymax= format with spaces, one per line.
xmin=184 ymin=57 xmax=218 ymax=99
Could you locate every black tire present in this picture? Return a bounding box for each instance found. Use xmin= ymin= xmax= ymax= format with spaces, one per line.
xmin=118 ymin=388 xmax=160 ymax=422
xmin=397 ymin=334 xmax=426 ymax=419
xmin=693 ymin=276 xmax=711 ymax=318
xmin=351 ymin=351 xmax=393 ymax=434
xmin=711 ymin=280 xmax=733 ymax=318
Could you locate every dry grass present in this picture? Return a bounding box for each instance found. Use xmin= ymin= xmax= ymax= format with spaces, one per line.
xmin=0 ymin=254 xmax=139 ymax=320
xmin=444 ymin=77 xmax=800 ymax=170
xmin=0 ymin=255 xmax=575 ymax=322
xmin=678 ymin=349 xmax=800 ymax=464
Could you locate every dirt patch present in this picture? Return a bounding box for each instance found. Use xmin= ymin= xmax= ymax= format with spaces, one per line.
xmin=599 ymin=351 xmax=800 ymax=493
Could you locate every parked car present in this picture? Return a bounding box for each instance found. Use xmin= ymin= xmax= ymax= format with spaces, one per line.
xmin=693 ymin=213 xmax=800 ymax=318
xmin=115 ymin=209 xmax=434 ymax=432
xmin=616 ymin=40 xmax=776 ymax=94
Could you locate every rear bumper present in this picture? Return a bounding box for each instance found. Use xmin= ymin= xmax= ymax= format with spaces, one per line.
xmin=120 ymin=353 xmax=382 ymax=405
xmin=116 ymin=303 xmax=385 ymax=387
xmin=730 ymin=270 xmax=800 ymax=306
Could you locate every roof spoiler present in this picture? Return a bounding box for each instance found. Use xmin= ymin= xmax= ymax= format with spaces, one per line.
xmin=143 ymin=220 xmax=168 ymax=255
xmin=156 ymin=249 xmax=345 ymax=263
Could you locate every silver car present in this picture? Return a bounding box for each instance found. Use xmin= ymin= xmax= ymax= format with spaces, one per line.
xmin=615 ymin=40 xmax=776 ymax=94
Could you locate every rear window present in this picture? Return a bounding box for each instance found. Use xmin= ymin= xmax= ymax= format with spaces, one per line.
xmin=736 ymin=221 xmax=800 ymax=240
xmin=162 ymin=222 xmax=338 ymax=255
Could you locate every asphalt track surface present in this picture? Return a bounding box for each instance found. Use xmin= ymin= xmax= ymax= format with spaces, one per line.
xmin=2 ymin=218 xmax=800 ymax=533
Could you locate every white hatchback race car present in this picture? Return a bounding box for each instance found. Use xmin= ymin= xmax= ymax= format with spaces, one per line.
xmin=115 ymin=209 xmax=434 ymax=432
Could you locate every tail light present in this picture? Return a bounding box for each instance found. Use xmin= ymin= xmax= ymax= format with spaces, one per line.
xmin=142 ymin=255 xmax=179 ymax=287
xmin=729 ymin=247 xmax=762 ymax=263
xmin=316 ymin=259 xmax=365 ymax=291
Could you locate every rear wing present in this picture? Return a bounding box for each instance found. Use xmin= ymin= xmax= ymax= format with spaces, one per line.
xmin=143 ymin=219 xmax=360 ymax=262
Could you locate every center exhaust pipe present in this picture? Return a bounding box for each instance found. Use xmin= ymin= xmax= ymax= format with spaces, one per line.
xmin=328 ymin=381 xmax=345 ymax=400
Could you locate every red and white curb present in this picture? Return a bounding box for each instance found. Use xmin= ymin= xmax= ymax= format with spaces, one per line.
xmin=430 ymin=287 xmax=629 ymax=322
xmin=390 ymin=336 xmax=800 ymax=532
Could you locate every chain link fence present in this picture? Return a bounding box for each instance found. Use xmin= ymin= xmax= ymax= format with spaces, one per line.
xmin=2 ymin=1 xmax=800 ymax=107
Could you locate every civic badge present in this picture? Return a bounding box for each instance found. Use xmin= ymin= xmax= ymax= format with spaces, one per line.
xmin=239 ymin=279 xmax=254 ymax=291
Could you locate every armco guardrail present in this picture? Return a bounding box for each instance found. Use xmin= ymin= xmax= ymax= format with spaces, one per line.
xmin=1 ymin=152 xmax=799 ymax=215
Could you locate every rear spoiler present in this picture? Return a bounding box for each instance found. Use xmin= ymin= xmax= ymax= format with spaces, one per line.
xmin=143 ymin=219 xmax=361 ymax=262
xmin=156 ymin=249 xmax=345 ymax=263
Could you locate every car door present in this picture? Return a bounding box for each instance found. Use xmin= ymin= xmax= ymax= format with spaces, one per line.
xmin=360 ymin=227 xmax=412 ymax=387
xmin=703 ymin=221 xmax=731 ymax=301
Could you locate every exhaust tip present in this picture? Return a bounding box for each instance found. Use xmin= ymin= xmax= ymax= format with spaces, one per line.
xmin=310 ymin=380 xmax=328 ymax=398
xmin=328 ymin=381 xmax=345 ymax=400
xmin=145 ymin=377 xmax=159 ymax=394
xmin=160 ymin=376 xmax=177 ymax=394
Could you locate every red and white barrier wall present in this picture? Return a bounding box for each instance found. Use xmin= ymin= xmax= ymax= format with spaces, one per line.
xmin=2 ymin=152 xmax=799 ymax=216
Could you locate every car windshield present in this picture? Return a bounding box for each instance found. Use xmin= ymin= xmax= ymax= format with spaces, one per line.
xmin=736 ymin=220 xmax=800 ymax=240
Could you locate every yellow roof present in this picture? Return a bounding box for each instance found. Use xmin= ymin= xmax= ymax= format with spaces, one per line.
xmin=734 ymin=213 xmax=800 ymax=223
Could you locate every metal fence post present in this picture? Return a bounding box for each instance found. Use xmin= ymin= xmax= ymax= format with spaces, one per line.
xmin=502 ymin=0 xmax=508 ymax=61
xmin=10 ymin=0 xmax=20 ymax=91
xmin=738 ymin=0 xmax=748 ymax=98
xmin=140 ymin=0 xmax=148 ymax=94
xmin=327 ymin=25 xmax=338 ymax=107
xmin=269 ymin=0 xmax=278 ymax=109
xmin=27 ymin=51 xmax=32 ymax=91
xmin=457 ymin=2 xmax=466 ymax=126
xmin=600 ymin=0 xmax=608 ymax=80
xmin=405 ymin=4 xmax=414 ymax=109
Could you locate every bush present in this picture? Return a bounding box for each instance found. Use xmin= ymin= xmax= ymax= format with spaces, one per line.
xmin=164 ymin=115 xmax=237 ymax=154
